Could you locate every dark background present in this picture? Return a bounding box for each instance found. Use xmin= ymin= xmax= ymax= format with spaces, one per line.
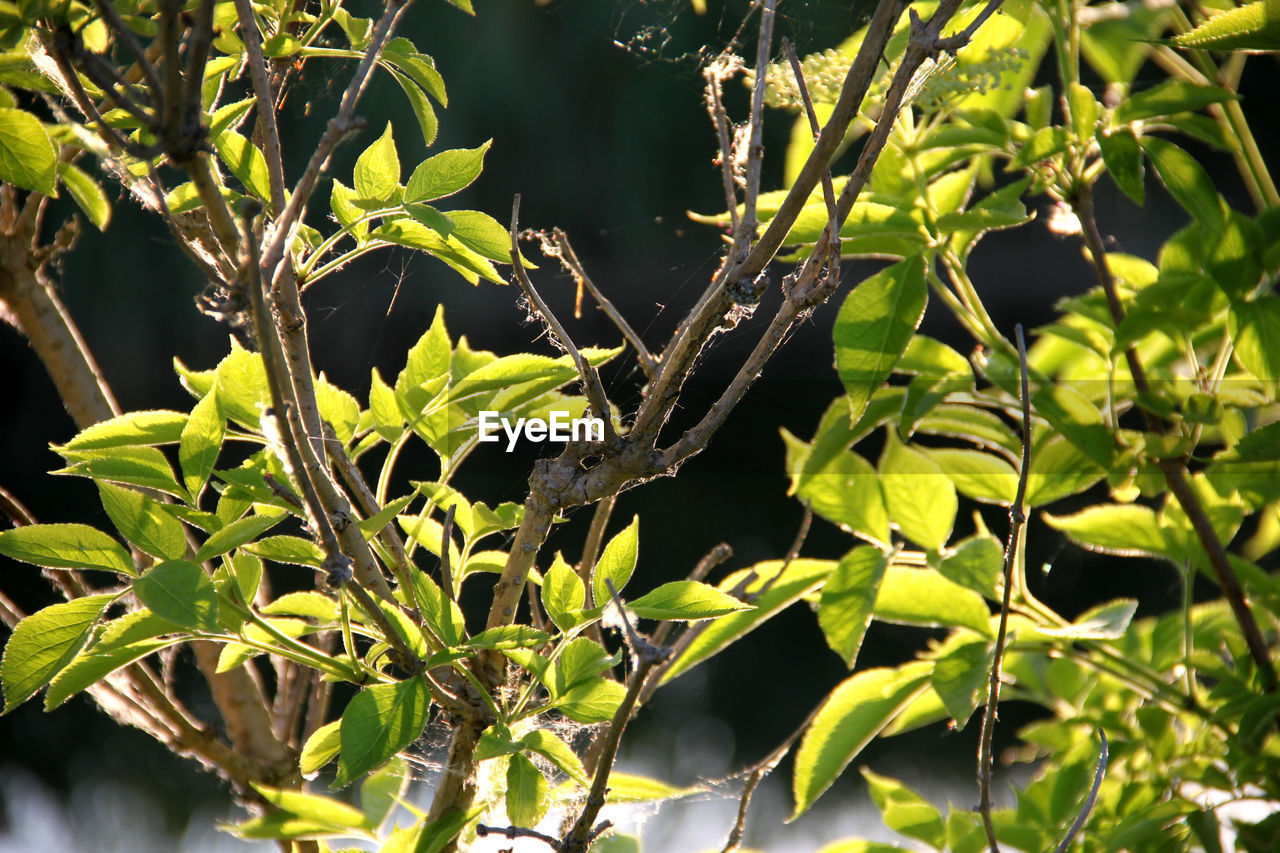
xmin=1 ymin=0 xmax=1276 ymax=847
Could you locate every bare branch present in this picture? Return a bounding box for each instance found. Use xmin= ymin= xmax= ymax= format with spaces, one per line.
xmin=510 ymin=196 xmax=616 ymax=440
xmin=703 ymin=54 xmax=743 ymax=231
xmin=543 ymin=228 xmax=659 ymax=379
xmin=440 ymin=503 xmax=457 ymax=601
xmin=233 ymin=0 xmax=288 ymax=214
xmin=977 ymin=323 xmax=1031 ymax=853
xmin=738 ymin=0 xmax=778 ymax=240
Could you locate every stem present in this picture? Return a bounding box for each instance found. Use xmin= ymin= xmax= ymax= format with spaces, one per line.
xmin=977 ymin=324 xmax=1032 ymax=853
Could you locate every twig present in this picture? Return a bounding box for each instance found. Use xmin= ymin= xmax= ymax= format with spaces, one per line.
xmin=544 ymin=228 xmax=659 ymax=378
xmin=259 ymin=0 xmax=408 ymax=278
xmin=477 ymin=824 xmax=560 ymax=848
xmin=703 ymin=53 xmax=743 ymax=231
xmin=510 ymin=197 xmax=616 ymax=441
xmin=440 ymin=503 xmax=457 ymax=601
xmin=757 ymin=503 xmax=811 ymax=601
xmin=1051 ymin=730 xmax=1108 ymax=853
xmin=181 ymin=0 xmax=217 ymax=117
xmin=977 ymin=324 xmax=1032 ymax=852
xmin=1075 ymin=186 xmax=1277 ymax=691
xmin=783 ymin=39 xmax=838 ymax=225
xmin=89 ymin=0 xmax=163 ymax=96
xmin=935 ymin=0 xmax=1005 ymax=52
xmin=721 ymin=703 xmax=822 ymax=853
xmin=737 ymin=0 xmax=778 ymax=241
xmin=559 ymin=581 xmax=671 ymax=853
xmin=233 ymin=0 xmax=288 ymax=214
xmin=0 ymin=483 xmax=35 ymax=527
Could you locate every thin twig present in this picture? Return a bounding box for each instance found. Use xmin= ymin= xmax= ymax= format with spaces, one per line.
xmin=977 ymin=324 xmax=1032 ymax=852
xmin=703 ymin=54 xmax=743 ymax=232
xmin=559 ymin=581 xmax=671 ymax=853
xmin=89 ymin=0 xmax=163 ymax=96
xmin=738 ymin=0 xmax=778 ymax=240
xmin=440 ymin=503 xmax=457 ymax=601
xmin=233 ymin=0 xmax=288 ymax=214
xmin=510 ymin=196 xmax=616 ymax=441
xmin=477 ymin=825 xmax=559 ymax=848
xmin=545 ymin=228 xmax=659 ymax=378
xmin=0 ymin=483 xmax=35 ymax=527
xmin=259 ymin=0 xmax=408 ymax=278
xmin=721 ymin=703 xmax=822 ymax=853
xmin=1051 ymin=730 xmax=1108 ymax=853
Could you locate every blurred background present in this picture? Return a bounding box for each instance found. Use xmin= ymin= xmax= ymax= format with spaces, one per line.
xmin=1 ymin=0 xmax=1276 ymax=848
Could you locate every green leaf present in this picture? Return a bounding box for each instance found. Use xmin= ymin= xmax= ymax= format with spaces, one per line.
xmin=626 ymin=581 xmax=749 ymax=621
xmin=879 ymin=433 xmax=956 ymax=550
xmin=396 ymin=305 xmax=452 ymax=416
xmin=790 ymin=663 xmax=932 ymax=818
xmin=549 ymin=636 xmax=616 ymax=696
xmin=330 ymin=178 xmax=368 ymax=241
xmin=44 ymin=636 xmax=176 ymax=710
xmin=369 ymin=366 xmax=404 ymax=440
xmin=252 ymin=784 xmax=373 ymax=832
xmin=409 ymin=571 xmax=466 ymax=647
xmin=874 ymin=564 xmax=993 ymax=636
xmin=451 ymin=348 xmax=621 ymax=403
xmin=818 ymin=547 xmax=887 ymax=668
xmin=404 ymin=141 xmax=491 ymax=204
xmin=1141 ymin=136 xmax=1224 ymax=229
xmin=180 ymin=390 xmax=224 ymax=498
xmin=448 ymin=209 xmax=530 ymax=266
xmin=600 ymin=773 xmax=698 ymax=804
xmin=1116 ymin=81 xmax=1237 ymax=124
xmin=552 ymin=677 xmax=626 ymax=723
xmin=835 ymin=256 xmax=927 ymax=425
xmin=300 ymin=719 xmax=342 ymax=774
xmin=520 ymin=729 xmax=589 ymax=786
xmin=212 ymin=128 xmax=271 ymax=202
xmin=372 ymin=219 xmax=503 ymax=285
xmin=97 ymin=481 xmax=186 ymax=560
xmin=354 ymin=122 xmax=400 ymax=204
xmin=336 ymin=677 xmax=431 ymax=787
xmin=387 ymin=66 xmax=439 ymax=148
xmin=781 ymin=429 xmax=890 ymax=547
xmin=0 ymin=106 xmax=56 ymax=195
xmin=464 ymin=625 xmax=549 ymax=651
xmin=1067 ymin=82 xmax=1098 ymax=141
xmin=214 ymin=344 xmax=269 ymax=429
xmin=1230 ymin=295 xmax=1280 ymax=384
xmin=0 ymin=523 xmax=134 ymax=575
xmin=1025 ymin=433 xmax=1106 ymax=506
xmin=925 ymin=448 xmax=1017 ymax=505
xmin=245 ymin=536 xmax=325 ymax=568
xmin=938 ymin=534 xmax=1002 ymax=599
xmin=543 ymin=552 xmax=585 ymax=632
xmin=929 ymin=640 xmax=992 ymax=729
xmin=194 ymin=511 xmax=285 ymax=563
xmin=1043 ymin=504 xmax=1171 ymax=560
xmin=861 ymin=768 xmax=946 ymax=849
xmin=1 ymin=594 xmax=114 ymax=712
xmin=58 ymin=161 xmax=110 ymax=229
xmin=55 ymin=445 xmax=186 ymax=499
xmin=1097 ymin=128 xmax=1145 ymax=205
xmin=1036 ymin=598 xmax=1138 ymax=640
xmin=1171 ymin=2 xmax=1280 ymax=52
xmin=62 ymin=410 xmax=187 ymax=450
xmin=506 ymin=753 xmax=548 ymax=828
xmin=661 ymin=559 xmax=836 ymax=684
xmin=133 ymin=561 xmax=221 ymax=631
xmin=592 ymin=515 xmax=639 ymax=609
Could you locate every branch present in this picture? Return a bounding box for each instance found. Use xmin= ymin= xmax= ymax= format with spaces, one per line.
xmin=737 ymin=0 xmax=778 ymax=240
xmin=702 ymin=53 xmax=743 ymax=232
xmin=558 ymin=581 xmax=671 ymax=853
xmin=259 ymin=0 xmax=409 ymax=278
xmin=510 ymin=197 xmax=616 ymax=441
xmin=977 ymin=324 xmax=1031 ymax=853
xmin=477 ymin=825 xmax=559 ymax=848
xmin=1074 ymin=186 xmax=1277 ymax=691
xmin=1051 ymin=730 xmax=1108 ymax=853
xmin=233 ymin=0 xmax=288 ymax=214
xmin=542 ymin=228 xmax=658 ymax=379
